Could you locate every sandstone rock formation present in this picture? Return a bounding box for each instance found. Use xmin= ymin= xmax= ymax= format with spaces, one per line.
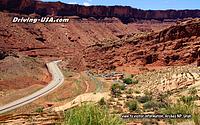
xmin=84 ymin=19 xmax=200 ymax=70
xmin=1 ymin=0 xmax=200 ymax=23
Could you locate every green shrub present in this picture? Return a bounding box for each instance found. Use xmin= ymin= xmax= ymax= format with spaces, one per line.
xmin=35 ymin=107 xmax=44 ymax=113
xmin=126 ymin=88 xmax=133 ymax=94
xmin=162 ymin=102 xmax=194 ymax=115
xmin=111 ymin=83 xmax=121 ymax=95
xmin=130 ymin=74 xmax=134 ymax=78
xmin=98 ymin=97 xmax=106 ymax=105
xmin=161 ymin=102 xmax=198 ymax=124
xmin=111 ymin=83 xmax=126 ymax=96
xmin=134 ymin=90 xmax=141 ymax=94
xmin=64 ymin=103 xmax=124 ymax=125
xmin=143 ymin=101 xmax=158 ymax=110
xmin=123 ymin=78 xmax=133 ymax=84
xmin=144 ymin=90 xmax=153 ymax=96
xmin=193 ymin=113 xmax=200 ymax=125
xmin=189 ymin=87 xmax=197 ymax=95
xmin=119 ymin=84 xmax=126 ymax=90
xmin=180 ymin=95 xmax=197 ymax=104
xmin=126 ymin=100 xmax=138 ymax=111
xmin=157 ymin=93 xmax=169 ymax=102
xmin=137 ymin=95 xmax=152 ymax=103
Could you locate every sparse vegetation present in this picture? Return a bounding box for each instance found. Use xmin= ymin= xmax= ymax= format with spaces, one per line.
xmin=25 ymin=56 xmax=37 ymax=62
xmin=106 ymin=65 xmax=200 ymax=125
xmin=136 ymin=95 xmax=152 ymax=103
xmin=64 ymin=103 xmax=124 ymax=125
xmin=122 ymin=77 xmax=139 ymax=85
xmin=134 ymin=90 xmax=141 ymax=94
xmin=111 ymin=83 xmax=126 ymax=96
xmin=123 ymin=78 xmax=133 ymax=84
xmin=35 ymin=107 xmax=44 ymax=113
xmin=161 ymin=102 xmax=199 ymax=124
xmin=98 ymin=97 xmax=106 ymax=105
xmin=189 ymin=87 xmax=197 ymax=95
xmin=126 ymin=88 xmax=133 ymax=94
xmin=180 ymin=95 xmax=197 ymax=105
xmin=143 ymin=101 xmax=158 ymax=110
xmin=161 ymin=92 xmax=200 ymax=124
xmin=132 ymin=79 xmax=139 ymax=84
xmin=119 ymin=84 xmax=126 ymax=90
xmin=62 ymin=69 xmax=74 ymax=78
xmin=126 ymin=100 xmax=138 ymax=111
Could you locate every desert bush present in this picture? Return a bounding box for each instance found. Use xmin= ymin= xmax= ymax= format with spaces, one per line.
xmin=98 ymin=97 xmax=106 ymax=105
xmin=161 ymin=102 xmax=199 ymax=124
xmin=180 ymin=95 xmax=197 ymax=105
xmin=143 ymin=101 xmax=158 ymax=110
xmin=119 ymin=84 xmax=126 ymax=90
xmin=130 ymin=74 xmax=134 ymax=78
xmin=123 ymin=77 xmax=139 ymax=85
xmin=136 ymin=95 xmax=152 ymax=103
xmin=35 ymin=107 xmax=44 ymax=113
xmin=64 ymin=103 xmax=124 ymax=125
xmin=157 ymin=93 xmax=169 ymax=102
xmin=193 ymin=112 xmax=200 ymax=125
xmin=126 ymin=88 xmax=133 ymax=94
xmin=123 ymin=78 xmax=133 ymax=84
xmin=111 ymin=83 xmax=121 ymax=95
xmin=111 ymin=83 xmax=126 ymax=96
xmin=126 ymin=100 xmax=138 ymax=111
xmin=189 ymin=87 xmax=197 ymax=95
xmin=134 ymin=90 xmax=141 ymax=94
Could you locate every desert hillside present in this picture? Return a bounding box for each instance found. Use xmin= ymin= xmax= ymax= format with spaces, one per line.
xmin=84 ymin=19 xmax=200 ymax=70
xmin=0 ymin=0 xmax=200 ymax=125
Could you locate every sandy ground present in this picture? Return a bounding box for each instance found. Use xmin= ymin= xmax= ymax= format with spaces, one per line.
xmin=54 ymin=92 xmax=110 ymax=111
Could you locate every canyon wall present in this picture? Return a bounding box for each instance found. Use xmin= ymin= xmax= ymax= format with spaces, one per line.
xmin=1 ymin=0 xmax=200 ymax=23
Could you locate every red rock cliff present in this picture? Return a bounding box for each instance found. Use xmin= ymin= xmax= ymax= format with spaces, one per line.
xmin=1 ymin=0 xmax=200 ymax=22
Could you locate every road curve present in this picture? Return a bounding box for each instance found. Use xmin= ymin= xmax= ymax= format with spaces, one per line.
xmin=0 ymin=60 xmax=64 ymax=114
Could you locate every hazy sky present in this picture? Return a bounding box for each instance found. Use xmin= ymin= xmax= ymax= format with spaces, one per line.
xmin=43 ymin=0 xmax=200 ymax=10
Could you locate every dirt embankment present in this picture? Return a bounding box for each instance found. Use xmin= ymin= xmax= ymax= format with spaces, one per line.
xmin=0 ymin=55 xmax=48 ymax=92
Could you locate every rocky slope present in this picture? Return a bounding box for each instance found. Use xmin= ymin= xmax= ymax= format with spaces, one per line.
xmin=0 ymin=10 xmax=199 ymax=71
xmin=0 ymin=11 xmax=173 ymax=70
xmin=0 ymin=112 xmax=64 ymax=124
xmin=84 ymin=19 xmax=200 ymax=70
xmin=1 ymin=0 xmax=200 ymax=23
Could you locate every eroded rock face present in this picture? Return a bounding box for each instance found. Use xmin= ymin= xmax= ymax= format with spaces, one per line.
xmin=84 ymin=19 xmax=200 ymax=70
xmin=0 ymin=0 xmax=35 ymax=14
xmin=0 ymin=112 xmax=64 ymax=124
xmin=1 ymin=0 xmax=200 ymax=23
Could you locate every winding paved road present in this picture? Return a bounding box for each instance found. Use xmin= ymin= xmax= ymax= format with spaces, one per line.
xmin=0 ymin=60 xmax=64 ymax=114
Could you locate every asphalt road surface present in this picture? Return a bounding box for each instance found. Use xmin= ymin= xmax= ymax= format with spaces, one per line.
xmin=0 ymin=60 xmax=64 ymax=114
